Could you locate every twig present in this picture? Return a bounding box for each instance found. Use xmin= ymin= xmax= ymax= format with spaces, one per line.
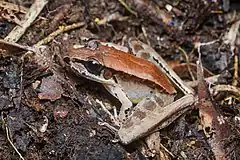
xmin=159 ymin=143 xmax=175 ymax=158
xmin=196 ymin=40 xmax=219 ymax=55
xmin=178 ymin=46 xmax=195 ymax=81
xmin=223 ymin=20 xmax=240 ymax=86
xmin=224 ymin=20 xmax=240 ymax=52
xmin=95 ymin=99 xmax=121 ymax=128
xmin=4 ymin=0 xmax=49 ymax=42
xmin=232 ymin=49 xmax=239 ymax=86
xmin=118 ymin=0 xmax=137 ymax=16
xmin=141 ymin=26 xmax=151 ymax=46
xmin=36 ymin=22 xmax=85 ymax=46
xmin=95 ymin=12 xmax=128 ymax=25
xmin=0 ymin=39 xmax=36 ymax=53
xmin=1 ymin=114 xmax=25 ymax=160
xmin=212 ymin=84 xmax=240 ymax=97
xmin=186 ymin=75 xmax=220 ymax=88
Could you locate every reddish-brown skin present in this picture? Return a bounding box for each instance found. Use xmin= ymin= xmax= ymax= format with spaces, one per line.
xmin=67 ymin=44 xmax=176 ymax=94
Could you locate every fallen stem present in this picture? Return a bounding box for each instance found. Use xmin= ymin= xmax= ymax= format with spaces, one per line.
xmin=36 ymin=22 xmax=85 ymax=46
xmin=232 ymin=49 xmax=239 ymax=86
xmin=1 ymin=114 xmax=25 ymax=160
xmin=212 ymin=84 xmax=240 ymax=97
xmin=118 ymin=0 xmax=137 ymax=16
xmin=4 ymin=0 xmax=49 ymax=42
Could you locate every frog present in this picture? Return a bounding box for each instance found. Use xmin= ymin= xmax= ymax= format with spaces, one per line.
xmin=64 ymin=39 xmax=195 ymax=147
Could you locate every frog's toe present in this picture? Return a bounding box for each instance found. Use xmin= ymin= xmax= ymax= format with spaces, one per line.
xmin=98 ymin=121 xmax=119 ymax=132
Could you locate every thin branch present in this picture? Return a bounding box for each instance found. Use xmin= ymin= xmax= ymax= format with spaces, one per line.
xmin=36 ymin=22 xmax=85 ymax=46
xmin=4 ymin=0 xmax=49 ymax=42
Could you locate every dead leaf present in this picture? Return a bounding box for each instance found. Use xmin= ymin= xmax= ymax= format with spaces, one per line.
xmin=168 ymin=61 xmax=214 ymax=79
xmin=0 ymin=39 xmax=33 ymax=55
xmin=54 ymin=105 xmax=69 ymax=120
xmin=197 ymin=59 xmax=230 ymax=160
xmin=38 ymin=76 xmax=63 ymax=101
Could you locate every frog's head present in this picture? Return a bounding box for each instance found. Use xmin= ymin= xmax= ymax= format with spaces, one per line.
xmin=64 ymin=47 xmax=116 ymax=85
xmin=65 ymin=41 xmax=176 ymax=94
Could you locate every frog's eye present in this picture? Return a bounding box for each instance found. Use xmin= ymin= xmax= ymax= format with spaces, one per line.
xmin=83 ymin=59 xmax=102 ymax=75
xmin=102 ymin=69 xmax=113 ymax=80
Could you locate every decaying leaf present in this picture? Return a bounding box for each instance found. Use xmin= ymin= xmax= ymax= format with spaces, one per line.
xmin=0 ymin=8 xmax=22 ymax=26
xmin=168 ymin=61 xmax=214 ymax=79
xmin=0 ymin=39 xmax=32 ymax=55
xmin=0 ymin=1 xmax=28 ymax=14
xmin=197 ymin=59 xmax=231 ymax=160
xmin=38 ymin=76 xmax=63 ymax=101
xmin=0 ymin=1 xmax=28 ymax=26
xmin=54 ymin=105 xmax=69 ymax=120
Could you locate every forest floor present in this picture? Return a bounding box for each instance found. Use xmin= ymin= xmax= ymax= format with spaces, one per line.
xmin=0 ymin=0 xmax=239 ymax=159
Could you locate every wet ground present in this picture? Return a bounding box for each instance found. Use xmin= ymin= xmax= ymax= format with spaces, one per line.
xmin=0 ymin=0 xmax=240 ymax=159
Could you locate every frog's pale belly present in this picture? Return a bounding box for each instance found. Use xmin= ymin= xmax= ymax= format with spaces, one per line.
xmin=115 ymin=75 xmax=164 ymax=104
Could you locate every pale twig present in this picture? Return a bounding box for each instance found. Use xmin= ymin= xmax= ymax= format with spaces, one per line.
xmin=95 ymin=12 xmax=128 ymax=25
xmin=141 ymin=26 xmax=151 ymax=46
xmin=224 ymin=20 xmax=240 ymax=52
xmin=98 ymin=121 xmax=120 ymax=143
xmin=196 ymin=40 xmax=219 ymax=89
xmin=118 ymin=0 xmax=137 ymax=16
xmin=18 ymin=58 xmax=24 ymax=109
xmin=36 ymin=22 xmax=85 ymax=46
xmin=212 ymin=84 xmax=240 ymax=97
xmin=159 ymin=143 xmax=175 ymax=158
xmin=4 ymin=0 xmax=49 ymax=42
xmin=98 ymin=122 xmax=118 ymax=132
xmin=1 ymin=114 xmax=25 ymax=160
xmin=186 ymin=75 xmax=220 ymax=88
xmin=196 ymin=40 xmax=219 ymax=55
xmin=232 ymin=50 xmax=239 ymax=86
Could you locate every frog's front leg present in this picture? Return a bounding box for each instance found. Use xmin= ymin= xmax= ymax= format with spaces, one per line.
xmin=104 ymin=84 xmax=133 ymax=123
